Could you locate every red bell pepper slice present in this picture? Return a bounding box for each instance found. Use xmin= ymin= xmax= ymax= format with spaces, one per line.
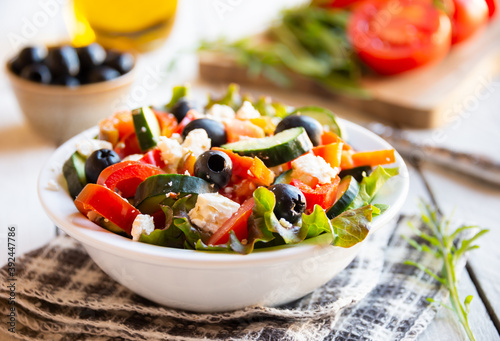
xmin=341 ymin=149 xmax=396 ymax=169
xmin=74 ymin=184 xmax=140 ymax=235
xmin=213 ymin=148 xmax=274 ymax=186
xmin=139 ymin=148 xmax=165 ymax=168
xmin=312 ymin=142 xmax=343 ymax=168
xmin=207 ymin=197 xmax=254 ymax=245
xmin=174 ymin=109 xmax=197 ymax=134
xmin=153 ymin=109 xmax=178 ymax=138
xmin=290 ymin=177 xmax=340 ymax=212
xmin=321 ymin=131 xmax=352 ymax=150
xmin=114 ymin=132 xmax=142 ymax=159
xmin=98 ymin=111 xmax=135 ymax=146
xmin=97 ymin=161 xmax=164 ymax=198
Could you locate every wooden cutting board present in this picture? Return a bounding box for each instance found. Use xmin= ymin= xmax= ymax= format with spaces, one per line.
xmin=199 ymin=18 xmax=500 ymax=129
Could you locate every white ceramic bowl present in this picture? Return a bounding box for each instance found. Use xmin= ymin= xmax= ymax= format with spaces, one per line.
xmin=38 ymin=119 xmax=409 ymax=312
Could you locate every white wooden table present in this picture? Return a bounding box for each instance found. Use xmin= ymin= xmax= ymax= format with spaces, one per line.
xmin=1 ymin=0 xmax=499 ymax=340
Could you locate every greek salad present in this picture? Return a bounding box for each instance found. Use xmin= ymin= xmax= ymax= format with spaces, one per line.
xmin=63 ymin=84 xmax=398 ymax=254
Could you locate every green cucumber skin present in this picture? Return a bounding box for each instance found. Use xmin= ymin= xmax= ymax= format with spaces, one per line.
xmin=291 ymin=106 xmax=343 ymax=138
xmin=98 ymin=217 xmax=129 ymax=236
xmin=222 ymin=127 xmax=313 ymax=168
xmin=273 ymin=169 xmax=293 ymax=185
xmin=339 ymin=166 xmax=372 ymax=182
xmin=132 ymin=107 xmax=159 ymax=151
xmin=326 ymin=176 xmax=359 ymax=219
xmin=135 ymin=174 xmax=217 ymax=213
xmin=62 ymin=152 xmax=87 ymax=199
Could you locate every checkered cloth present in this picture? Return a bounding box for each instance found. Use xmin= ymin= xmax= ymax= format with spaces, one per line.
xmin=0 ymin=216 xmax=460 ymax=341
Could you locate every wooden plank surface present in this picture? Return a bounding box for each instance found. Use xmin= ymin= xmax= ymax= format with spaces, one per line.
xmin=420 ymin=162 xmax=500 ymax=332
xmin=400 ymin=163 xmax=499 ymax=340
xmin=199 ymin=16 xmax=500 ymax=129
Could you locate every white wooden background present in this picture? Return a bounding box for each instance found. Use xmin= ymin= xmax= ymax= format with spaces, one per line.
xmin=0 ymin=0 xmax=499 ymax=340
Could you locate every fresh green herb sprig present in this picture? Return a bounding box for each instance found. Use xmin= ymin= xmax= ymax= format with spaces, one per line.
xmin=199 ymin=5 xmax=369 ymax=97
xmin=404 ymin=202 xmax=489 ymax=341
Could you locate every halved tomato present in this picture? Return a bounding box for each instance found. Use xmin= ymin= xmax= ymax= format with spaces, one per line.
xmin=450 ymin=0 xmax=488 ymax=44
xmin=485 ymin=0 xmax=497 ymax=17
xmin=347 ymin=0 xmax=452 ymax=75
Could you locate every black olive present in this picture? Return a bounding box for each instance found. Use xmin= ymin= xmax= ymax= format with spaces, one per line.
xmin=85 ymin=149 xmax=121 ymax=184
xmin=86 ymin=66 xmax=121 ymax=83
xmin=105 ymin=50 xmax=134 ymax=74
xmin=77 ymin=43 xmax=106 ymax=71
xmin=194 ymin=150 xmax=233 ymax=189
xmin=20 ymin=63 xmax=52 ymax=84
xmin=10 ymin=46 xmax=47 ymax=74
xmin=275 ymin=115 xmax=323 ymax=146
xmin=171 ymin=98 xmax=195 ymax=122
xmin=45 ymin=46 xmax=80 ymax=77
xmin=182 ymin=119 xmax=227 ymax=147
xmin=52 ymin=75 xmax=80 ymax=87
xmin=269 ymin=184 xmax=306 ymax=224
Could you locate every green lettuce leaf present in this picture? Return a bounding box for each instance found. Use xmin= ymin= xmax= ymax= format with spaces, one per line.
xmin=332 ymin=205 xmax=373 ymax=248
xmin=165 ymin=84 xmax=191 ymax=110
xmin=139 ymin=195 xmax=203 ymax=249
xmin=206 ymin=83 xmax=242 ymax=110
xmin=302 ymin=204 xmax=333 ymax=239
xmin=348 ymin=166 xmax=399 ymax=210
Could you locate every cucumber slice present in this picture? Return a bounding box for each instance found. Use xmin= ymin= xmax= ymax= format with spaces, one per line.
xmin=339 ymin=166 xmax=372 ymax=182
xmin=326 ymin=175 xmax=359 ymax=219
xmin=221 ymin=127 xmax=313 ymax=167
xmin=132 ymin=106 xmax=161 ymax=151
xmin=291 ymin=106 xmax=344 ymax=138
xmin=273 ymin=169 xmax=293 ymax=185
xmin=97 ymin=216 xmax=129 ymax=236
xmin=135 ymin=174 xmax=217 ymax=214
xmin=62 ymin=152 xmax=87 ymax=199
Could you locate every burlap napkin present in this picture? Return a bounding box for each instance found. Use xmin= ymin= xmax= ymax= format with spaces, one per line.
xmin=0 ymin=215 xmax=457 ymax=341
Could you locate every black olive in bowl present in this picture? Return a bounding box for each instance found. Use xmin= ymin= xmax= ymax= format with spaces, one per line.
xmin=275 ymin=115 xmax=323 ymax=146
xmin=182 ymin=119 xmax=228 ymax=147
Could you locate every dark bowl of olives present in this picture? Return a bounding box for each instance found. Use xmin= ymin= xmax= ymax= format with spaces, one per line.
xmin=6 ymin=43 xmax=136 ymax=144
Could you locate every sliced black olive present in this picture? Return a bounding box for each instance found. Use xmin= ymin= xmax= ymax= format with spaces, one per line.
xmin=10 ymin=46 xmax=47 ymax=74
xmin=52 ymin=75 xmax=80 ymax=87
xmin=269 ymin=184 xmax=306 ymax=224
xmin=20 ymin=63 xmax=52 ymax=84
xmin=45 ymin=46 xmax=80 ymax=77
xmin=86 ymin=66 xmax=121 ymax=83
xmin=105 ymin=50 xmax=134 ymax=74
xmin=171 ymin=98 xmax=195 ymax=122
xmin=275 ymin=115 xmax=323 ymax=146
xmin=77 ymin=43 xmax=106 ymax=71
xmin=182 ymin=118 xmax=227 ymax=147
xmin=85 ymin=149 xmax=121 ymax=184
xmin=194 ymin=150 xmax=233 ymax=189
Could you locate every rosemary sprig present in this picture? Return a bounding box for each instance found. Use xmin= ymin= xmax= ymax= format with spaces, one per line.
xmin=404 ymin=202 xmax=489 ymax=341
xmin=199 ymin=4 xmax=369 ymax=97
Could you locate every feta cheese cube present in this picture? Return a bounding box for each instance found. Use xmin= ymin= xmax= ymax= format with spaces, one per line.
xmin=236 ymin=101 xmax=261 ymax=120
xmin=206 ymin=104 xmax=235 ymax=122
xmin=157 ymin=136 xmax=184 ymax=172
xmin=75 ymin=138 xmax=113 ymax=157
xmin=131 ymin=214 xmax=155 ymax=241
xmin=291 ymin=153 xmax=338 ymax=185
xmin=182 ymin=129 xmax=211 ymax=158
xmin=122 ymin=154 xmax=144 ymax=162
xmin=188 ymin=193 xmax=240 ymax=234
